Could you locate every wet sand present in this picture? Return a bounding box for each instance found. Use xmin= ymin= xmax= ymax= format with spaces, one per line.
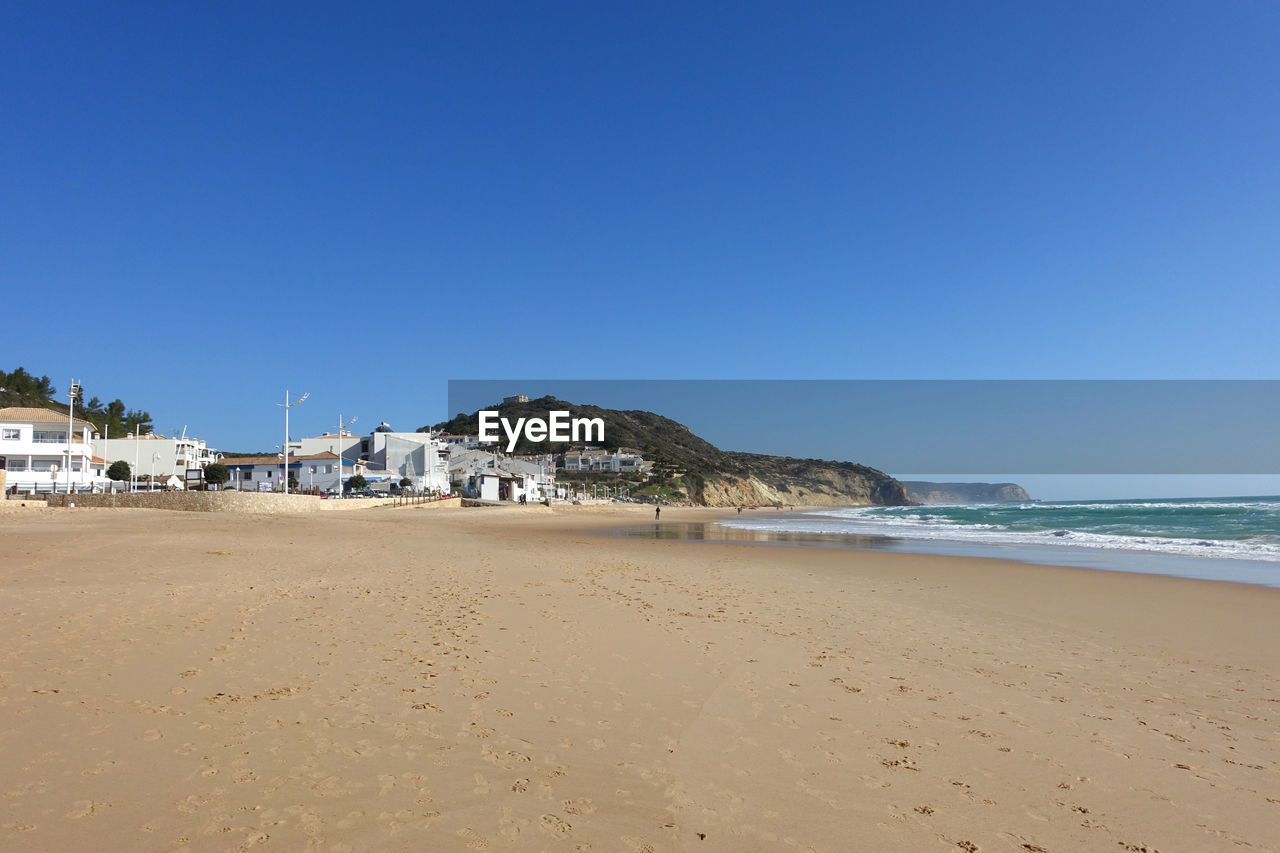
xmin=1 ymin=504 xmax=1277 ymax=851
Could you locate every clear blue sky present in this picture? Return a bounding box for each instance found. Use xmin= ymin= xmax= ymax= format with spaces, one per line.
xmin=4 ymin=2 xmax=1278 ymax=488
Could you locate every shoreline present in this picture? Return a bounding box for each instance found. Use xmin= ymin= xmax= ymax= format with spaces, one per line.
xmin=643 ymin=500 xmax=1280 ymax=587
xmin=602 ymin=514 xmax=1280 ymax=589
xmin=2 ymin=505 xmax=1277 ymax=851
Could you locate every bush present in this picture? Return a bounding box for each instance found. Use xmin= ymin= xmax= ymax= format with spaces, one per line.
xmin=203 ymin=463 xmax=229 ymax=486
xmin=347 ymin=474 xmax=368 ymax=491
xmin=106 ymin=460 xmax=130 ymax=482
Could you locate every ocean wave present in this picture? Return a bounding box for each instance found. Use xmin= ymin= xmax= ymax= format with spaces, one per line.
xmin=717 ymin=505 xmax=1280 ymax=562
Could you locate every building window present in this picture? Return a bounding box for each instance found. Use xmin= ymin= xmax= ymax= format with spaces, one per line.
xmin=1 ymin=428 xmax=18 ymax=441
xmin=326 ymin=465 xmax=333 ymax=473
xmin=32 ymin=430 xmax=67 ymax=444
xmin=31 ymin=460 xmax=55 ymax=471
xmin=5 ymin=459 xmax=27 ymax=471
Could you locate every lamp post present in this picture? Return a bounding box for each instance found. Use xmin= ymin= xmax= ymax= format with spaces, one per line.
xmin=334 ymin=414 xmax=357 ymax=498
xmin=66 ymin=380 xmax=80 ymax=494
xmin=128 ymin=431 xmax=139 ymax=493
xmin=277 ymin=390 xmax=309 ymax=495
xmin=151 ymin=452 xmax=160 ymax=492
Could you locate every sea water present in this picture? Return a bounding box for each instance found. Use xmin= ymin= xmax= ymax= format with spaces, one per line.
xmin=711 ymin=496 xmax=1280 ymax=586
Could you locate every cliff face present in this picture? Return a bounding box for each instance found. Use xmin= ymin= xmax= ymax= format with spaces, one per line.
xmin=903 ymin=481 xmax=1031 ymax=504
xmin=693 ymin=453 xmax=910 ymax=508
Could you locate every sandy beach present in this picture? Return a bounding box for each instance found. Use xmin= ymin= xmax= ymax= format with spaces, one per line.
xmin=1 ymin=503 xmax=1277 ymax=852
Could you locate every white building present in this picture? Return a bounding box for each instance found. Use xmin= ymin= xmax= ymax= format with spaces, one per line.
xmin=561 ymin=448 xmax=647 ymax=473
xmin=287 ymin=431 xmax=363 ymax=462
xmin=439 ymin=434 xmax=482 ymax=449
xmin=448 ymin=449 xmax=553 ymax=502
xmin=94 ymin=431 xmax=217 ymax=482
xmin=222 ymin=452 xmax=366 ymax=493
xmin=1 ymin=406 xmax=109 ymax=493
xmin=291 ymin=424 xmax=450 ymax=493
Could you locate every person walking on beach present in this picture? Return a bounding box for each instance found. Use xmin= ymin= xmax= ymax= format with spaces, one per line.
xmin=655 ymin=504 xmax=661 ymax=520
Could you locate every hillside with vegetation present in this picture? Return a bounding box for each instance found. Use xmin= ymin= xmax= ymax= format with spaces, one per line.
xmin=1 ymin=366 xmax=154 ymax=437
xmin=427 ymin=396 xmax=909 ymax=507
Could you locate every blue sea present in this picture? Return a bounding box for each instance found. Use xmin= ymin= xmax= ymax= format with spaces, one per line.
xmin=713 ymin=496 xmax=1280 ymax=586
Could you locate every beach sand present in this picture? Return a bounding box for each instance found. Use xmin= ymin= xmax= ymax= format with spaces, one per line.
xmin=1 ymin=504 xmax=1277 ymax=852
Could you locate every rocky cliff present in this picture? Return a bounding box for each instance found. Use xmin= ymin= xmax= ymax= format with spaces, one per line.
xmin=701 ymin=453 xmax=910 ymax=507
xmin=903 ymin=481 xmax=1031 ymax=504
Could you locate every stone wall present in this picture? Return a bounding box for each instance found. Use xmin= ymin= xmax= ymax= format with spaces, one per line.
xmin=0 ymin=497 xmax=48 ymax=512
xmin=41 ymin=491 xmax=322 ymax=514
xmin=36 ymin=492 xmax=465 ymax=514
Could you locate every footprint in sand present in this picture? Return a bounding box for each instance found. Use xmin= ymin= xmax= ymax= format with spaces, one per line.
xmin=562 ymin=798 xmax=596 ymax=815
xmin=456 ymin=827 xmax=489 ymax=849
xmin=540 ymin=814 xmax=572 ymax=834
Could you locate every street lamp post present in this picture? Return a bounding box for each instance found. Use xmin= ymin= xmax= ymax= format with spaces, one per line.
xmin=334 ymin=414 xmax=357 ymax=498
xmin=151 ymin=452 xmax=160 ymax=492
xmin=130 ymin=430 xmax=139 ymax=493
xmin=277 ymin=390 xmax=309 ymax=495
xmin=66 ymin=380 xmax=80 ymax=494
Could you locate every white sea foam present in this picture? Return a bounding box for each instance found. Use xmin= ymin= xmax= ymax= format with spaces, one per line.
xmin=717 ymin=505 xmax=1280 ymax=562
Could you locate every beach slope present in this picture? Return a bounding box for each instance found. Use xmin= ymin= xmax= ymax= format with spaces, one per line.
xmin=1 ymin=505 xmax=1276 ymax=851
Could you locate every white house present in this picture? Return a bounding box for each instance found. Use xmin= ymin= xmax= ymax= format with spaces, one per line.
xmin=439 ymin=434 xmax=482 ymax=449
xmin=448 ymin=448 xmax=551 ymax=502
xmin=379 ymin=433 xmax=451 ymax=493
xmin=287 ymin=431 xmax=363 ymax=463
xmin=289 ymin=424 xmax=450 ymax=492
xmin=95 ymin=431 xmax=218 ymax=483
xmin=222 ymin=452 xmax=367 ymax=493
xmin=293 ymin=423 xmax=450 ymax=492
xmin=561 ymin=448 xmax=647 ymax=473
xmin=1 ymin=406 xmax=109 ymax=493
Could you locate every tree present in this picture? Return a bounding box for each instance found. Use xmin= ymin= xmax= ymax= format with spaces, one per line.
xmin=2 ymin=367 xmax=154 ymax=439
xmin=347 ymin=474 xmax=367 ymax=492
xmin=106 ymin=460 xmax=131 ymax=482
xmin=399 ymin=477 xmax=413 ymax=488
xmin=204 ymin=464 xmax=229 ymax=488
